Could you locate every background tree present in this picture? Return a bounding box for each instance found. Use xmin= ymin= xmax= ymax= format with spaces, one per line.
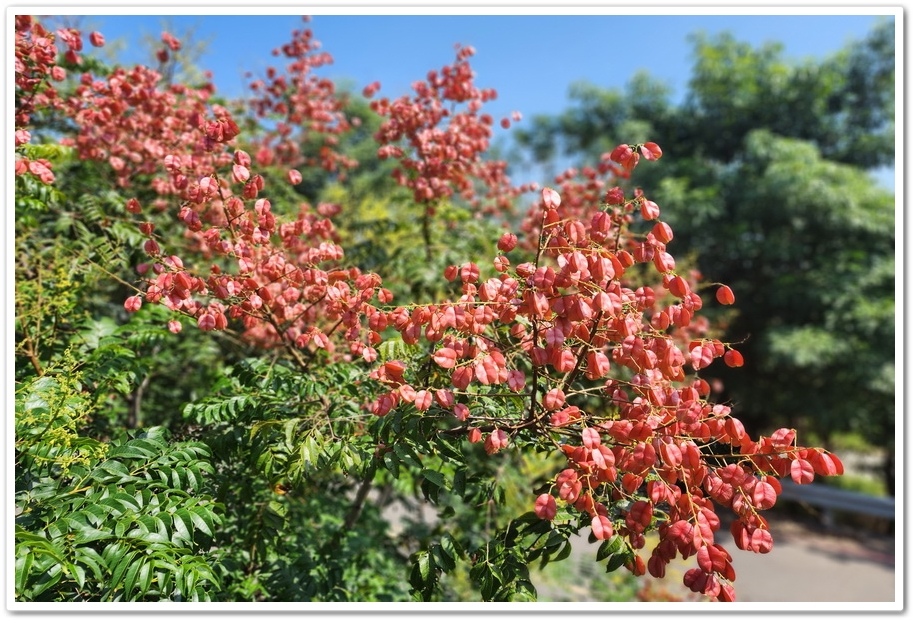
xmin=513 ymin=19 xmax=895 ymax=495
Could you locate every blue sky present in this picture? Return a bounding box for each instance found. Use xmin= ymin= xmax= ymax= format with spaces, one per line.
xmin=84 ymin=12 xmax=888 ymax=112
xmin=40 ymin=9 xmax=896 ymax=187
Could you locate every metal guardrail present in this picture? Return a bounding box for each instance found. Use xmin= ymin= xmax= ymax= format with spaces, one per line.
xmin=777 ymin=481 xmax=896 ymax=524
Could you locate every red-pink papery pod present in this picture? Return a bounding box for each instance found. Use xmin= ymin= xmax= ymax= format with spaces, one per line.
xmin=652 ymin=221 xmax=674 ymax=244
xmin=453 ymin=403 xmax=470 ymax=421
xmin=534 ymin=493 xmax=557 ymax=520
xmin=397 ymin=384 xmax=417 ymax=403
xmin=497 ymin=232 xmax=518 ymax=252
xmin=605 ymin=186 xmax=625 ymax=205
xmin=541 ymin=187 xmax=561 ymax=210
xmin=582 ymin=427 xmax=602 ymax=449
xmin=451 ymin=366 xmax=474 ymax=390
xmin=585 ymin=351 xmax=610 ymax=380
xmin=362 ymin=81 xmax=381 ymax=98
xmin=213 ymin=312 xmax=228 ymax=331
xmin=590 ymin=211 xmax=612 ymax=241
xmin=143 ymin=239 xmax=160 ymax=256
xmin=434 ymin=388 xmax=455 ymax=408
xmin=591 ymin=515 xmax=615 ymax=540
xmin=433 ymin=347 xmax=458 ymax=369
xmin=231 ymin=164 xmax=250 ymax=183
xmin=542 ymin=387 xmax=566 ymax=411
xmin=414 ymin=390 xmax=433 ymax=412
xmin=640 ymin=199 xmax=660 ymax=220
xmin=362 ymin=347 xmax=378 ymax=363
xmin=724 ymin=350 xmax=745 ymax=368
xmin=640 ymin=141 xmax=663 ymax=160
xmin=493 ymin=255 xmax=510 ymax=272
xmin=507 ymin=369 xmax=525 ymax=391
xmin=161 ymin=31 xmax=181 ymax=51
xmin=370 ymin=393 xmax=397 ymax=417
xmin=197 ymin=313 xmax=216 ymax=331
xmin=716 ymin=285 xmax=736 ymax=305
xmin=460 ymin=262 xmax=480 ymax=284
xmin=654 ymin=252 xmax=677 ymax=274
xmin=484 ymin=429 xmax=509 ymax=455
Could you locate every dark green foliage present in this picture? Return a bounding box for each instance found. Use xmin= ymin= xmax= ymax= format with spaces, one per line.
xmin=15 ymin=368 xmax=222 ymax=601
xmin=180 ymin=357 xmax=413 ymax=600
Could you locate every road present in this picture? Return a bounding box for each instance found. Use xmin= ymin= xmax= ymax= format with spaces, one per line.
xmin=535 ymin=512 xmax=898 ymax=605
xmin=722 ymin=516 xmax=897 ymax=604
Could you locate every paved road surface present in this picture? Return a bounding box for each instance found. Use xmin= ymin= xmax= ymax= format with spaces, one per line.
xmin=536 ymin=513 xmax=898 ymax=605
xmin=725 ymin=519 xmax=896 ymax=603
